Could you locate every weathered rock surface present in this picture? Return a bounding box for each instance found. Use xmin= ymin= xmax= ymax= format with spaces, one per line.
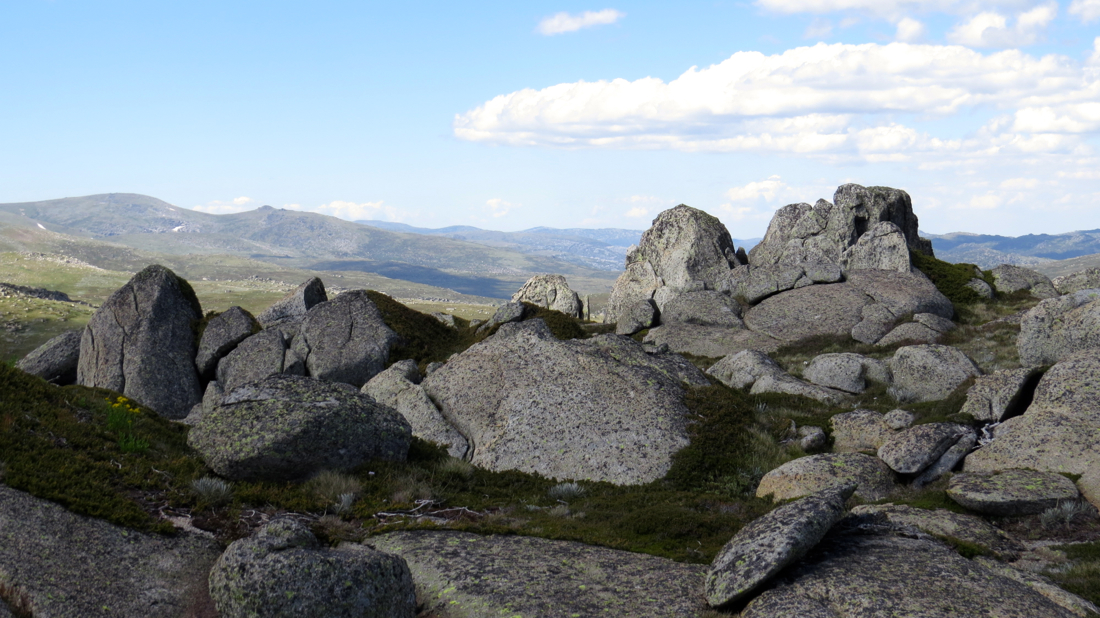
xmin=966 ymin=277 xmax=995 ymax=299
xmin=839 ymin=221 xmax=911 ymax=272
xmin=255 ymin=276 xmax=327 ymax=328
xmin=846 ymin=269 xmax=954 ymax=336
xmin=914 ymin=312 xmax=956 ymax=334
xmin=511 ymin=274 xmax=582 ymax=318
xmin=189 ymin=374 xmax=411 ymax=482
xmin=660 ymin=290 xmax=743 ymax=328
xmin=705 ymin=350 xmax=847 ymax=404
xmin=1018 ymin=290 xmax=1100 ymax=366
xmin=877 ymin=422 xmax=970 ymax=475
xmin=209 ymin=518 xmax=416 ymax=618
xmin=606 ymin=205 xmax=740 ymax=323
xmin=743 ymin=283 xmax=869 ymax=342
xmin=750 ymin=372 xmax=849 ymax=405
xmin=77 ymin=264 xmax=202 ymax=419
xmin=884 ymin=408 xmax=914 ymax=430
xmin=913 ymin=427 xmax=976 ymax=487
xmin=850 ymin=503 xmax=1023 ymax=560
xmin=216 ymin=328 xmax=303 ymax=395
xmin=291 ymin=289 xmax=401 ymax=387
xmin=0 ymin=485 xmax=219 ymax=618
xmin=422 ymin=320 xmax=708 ymax=484
xmin=740 ymin=532 xmax=1080 ymax=618
xmin=756 ymin=453 xmax=896 ymax=502
xmin=706 ymin=485 xmax=854 ymax=609
xmin=948 ymin=469 xmax=1081 ymax=516
xmin=960 ymin=367 xmax=1041 ymax=422
xmin=614 ymin=298 xmax=658 ymax=335
xmin=888 ymin=344 xmax=981 ymax=402
xmin=16 ymin=329 xmax=82 ymax=385
xmin=1053 ymin=268 xmax=1100 ymax=295
xmin=975 ymin=556 xmax=1100 ymax=617
xmin=195 ymin=306 xmax=257 ymax=379
xmin=830 ymin=410 xmax=896 ymax=452
xmin=874 ymin=321 xmax=943 ymax=346
xmin=370 ymin=530 xmax=707 ymax=618
xmin=363 ymin=360 xmax=468 ymax=459
xmin=804 ymin=353 xmax=890 ymax=394
xmin=992 ymin=264 xmax=1058 ymax=299
xmin=721 ymin=263 xmax=841 ymax=304
xmin=644 ymin=323 xmax=781 ymax=358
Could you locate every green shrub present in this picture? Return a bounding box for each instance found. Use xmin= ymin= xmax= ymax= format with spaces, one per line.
xmin=191 ymin=476 xmax=233 ymax=507
xmin=366 ymin=290 xmax=476 ymax=371
xmin=519 ymin=303 xmax=587 ymax=340
xmin=910 ymin=250 xmax=992 ymax=309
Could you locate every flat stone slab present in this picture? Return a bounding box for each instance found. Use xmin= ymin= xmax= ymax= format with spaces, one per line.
xmin=850 ymin=504 xmax=1023 ymax=560
xmin=368 ymin=531 xmax=707 ymax=618
xmin=877 ymin=422 xmax=969 ymax=475
xmin=706 ymin=485 xmax=854 ymax=609
xmin=948 ymin=469 xmax=1081 ymax=516
xmin=756 ymin=453 xmax=896 ymax=502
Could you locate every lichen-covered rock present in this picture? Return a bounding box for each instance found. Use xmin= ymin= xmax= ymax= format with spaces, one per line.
xmin=948 ymin=469 xmax=1080 ymax=516
xmin=422 ymin=320 xmax=707 ymax=485
xmin=369 ymin=530 xmax=707 ymax=618
xmin=750 ymin=372 xmax=849 ymax=405
xmin=511 ymin=274 xmax=582 ymax=318
xmin=756 ymin=453 xmax=896 ymax=502
xmin=706 ymin=485 xmax=854 ymax=609
xmin=0 ymin=485 xmax=220 ymax=618
xmin=830 ymin=410 xmax=896 ymax=452
xmin=992 ymin=264 xmax=1058 ymax=299
xmin=614 ymin=298 xmax=658 ymax=335
xmin=874 ymin=321 xmax=943 ymax=347
xmin=914 ymin=312 xmax=956 ymax=333
xmin=659 ymin=290 xmax=743 ymax=328
xmin=975 ymin=556 xmax=1100 ymax=617
xmin=845 ymin=269 xmax=954 ymax=324
xmin=706 ymin=349 xmax=785 ymax=389
xmin=1018 ymin=289 xmax=1100 ymax=365
xmin=884 ymin=409 xmax=914 ymax=430
xmin=77 ymin=264 xmax=202 ymax=419
xmin=363 ymin=360 xmax=468 ymax=459
xmin=743 ymin=283 xmax=871 ymax=342
xmin=188 ymin=374 xmax=411 ymax=482
xmin=960 ymin=367 xmax=1041 ymax=422
xmin=804 ymin=353 xmax=891 ymax=394
xmin=966 ymin=277 xmax=995 ymax=299
xmin=877 ymin=422 xmax=971 ymax=475
xmin=209 ymin=518 xmax=416 ymax=618
xmin=850 ymin=503 xmax=1022 ymax=560
xmin=741 ymin=532 xmax=1080 ymax=618
xmin=888 ymin=344 xmax=981 ymax=402
xmin=1053 ymin=268 xmax=1100 ymax=295
xmin=16 ymin=329 xmax=82 ymax=385
xmin=839 ymin=221 xmax=911 ymax=272
xmin=644 ymin=323 xmax=781 ymax=358
xmin=216 ymin=328 xmax=302 ymax=394
xmin=606 ymin=205 xmax=740 ymax=323
xmin=913 ymin=427 xmax=976 ymax=487
xmin=722 ymin=263 xmax=842 ymax=304
xmin=255 ymin=277 xmax=327 ymax=328
xmin=293 ymin=289 xmax=401 ymax=387
xmin=195 ymin=306 xmax=258 ymax=379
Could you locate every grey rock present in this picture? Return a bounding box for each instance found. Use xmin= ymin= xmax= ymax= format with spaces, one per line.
xmin=363 ymin=361 xmax=469 ymax=459
xmin=0 ymin=485 xmax=219 ymax=618
xmin=421 ymin=320 xmax=708 ymax=485
xmin=188 ymin=374 xmax=411 ymax=482
xmin=295 ymin=289 xmax=401 ymax=387
xmin=948 ymin=469 xmax=1080 ymax=516
xmin=804 ymin=353 xmax=890 ymax=394
xmin=659 ymin=290 xmax=743 ymax=328
xmin=369 ymin=530 xmax=707 ymax=618
xmin=195 ymin=306 xmax=258 ymax=379
xmin=209 ymin=518 xmax=416 ymax=618
xmin=992 ymin=264 xmax=1059 ymax=299
xmin=181 ymin=404 xmax=204 ymax=426
xmin=1018 ymin=289 xmax=1100 ymax=366
xmin=425 ymin=361 xmax=444 ymax=375
xmin=217 ymin=328 xmax=297 ymax=395
xmin=830 ymin=410 xmax=896 ymax=452
xmin=614 ymin=298 xmax=658 ymax=335
xmin=606 ymin=205 xmax=740 ymax=323
xmin=16 ymin=329 xmax=82 ymax=385
xmin=889 ymin=344 xmax=981 ymax=402
xmin=850 ymin=503 xmax=1022 ymax=560
xmin=743 ymin=283 xmax=871 ymax=342
xmin=845 ymin=269 xmax=954 ymax=321
xmin=850 ymin=303 xmax=899 ymax=345
xmin=913 ymin=428 xmax=976 ymax=487
xmin=750 ymin=372 xmax=849 ymax=405
xmin=740 ymin=533 xmax=1079 ymax=618
xmin=476 ymin=302 xmax=526 ymax=336
xmin=706 ymin=485 xmax=855 ymax=609
xmin=960 ymin=367 xmax=1041 ymax=422
xmin=202 ymin=380 xmax=224 ymax=414
xmin=913 ymin=312 xmax=956 ymax=333
xmin=799 ymin=426 xmax=828 ymax=451
xmin=874 ymin=321 xmax=943 ymax=347
xmin=77 ymin=264 xmax=202 ymax=419
xmin=256 ymin=277 xmax=327 ymax=328
xmin=643 ymin=323 xmax=781 ymax=358
xmin=430 ymin=312 xmax=456 ymax=327
xmin=884 ymin=408 xmax=914 ymax=430
xmin=723 ymin=263 xmax=806 ymax=304
xmin=705 ymin=349 xmax=785 ymax=389
xmin=975 ymin=556 xmax=1100 ymax=617
xmin=839 ymin=221 xmax=911 ymax=272
xmin=756 ymin=453 xmax=897 ymax=502
xmin=878 ymin=422 xmax=970 ymax=474
xmin=966 ymin=277 xmax=995 ymax=299
xmin=511 ymin=274 xmax=582 ymax=318
xmin=1053 ymin=268 xmax=1100 ymax=295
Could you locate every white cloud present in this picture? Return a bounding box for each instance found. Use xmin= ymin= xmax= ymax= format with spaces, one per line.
xmin=895 ymin=17 xmax=926 ymax=41
xmin=281 ymin=200 xmax=401 ymax=222
xmin=804 ymin=18 xmax=833 ymax=38
xmin=537 ymin=9 xmax=625 ymax=35
xmin=1069 ymin=0 xmax=1100 ymax=22
xmin=754 ymin=0 xmax=1032 ymax=19
xmin=947 ymin=3 xmax=1056 ymax=47
xmin=625 ymin=206 xmax=651 ymax=218
xmin=193 ymin=196 xmax=257 ymax=215
xmin=726 ymin=175 xmax=788 ymax=202
xmin=999 ymin=177 xmax=1040 ymax=188
xmin=486 ymin=198 xmax=517 ymax=218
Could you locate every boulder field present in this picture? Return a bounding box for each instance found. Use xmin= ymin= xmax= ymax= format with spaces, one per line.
xmin=7 ymin=182 xmax=1100 ymax=617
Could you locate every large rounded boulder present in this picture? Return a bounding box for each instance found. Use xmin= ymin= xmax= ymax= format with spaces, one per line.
xmin=188 ymin=374 xmax=411 ymax=482
xmin=292 ymin=289 xmax=402 ymax=388
xmin=511 ymin=274 xmax=582 ymax=318
xmin=76 ymin=264 xmax=203 ymax=419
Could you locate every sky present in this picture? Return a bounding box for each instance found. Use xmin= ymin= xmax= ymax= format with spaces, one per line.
xmin=1 ymin=1 xmax=1098 ymax=238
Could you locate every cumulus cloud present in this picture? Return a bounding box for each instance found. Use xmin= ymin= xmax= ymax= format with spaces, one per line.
xmin=486 ymin=198 xmax=517 ymax=217
xmin=193 ymin=196 xmax=257 ymax=215
xmin=537 ymin=9 xmax=625 ymax=35
xmin=726 ymin=175 xmax=788 ymax=202
xmin=625 ymin=206 xmax=651 ymax=218
xmin=279 ymin=200 xmax=401 ymax=222
xmin=895 ymin=17 xmax=926 ymax=41
xmin=1069 ymin=0 xmax=1100 ymax=23
xmin=947 ymin=2 xmax=1056 ymax=47
xmin=754 ymin=0 xmax=1032 ymax=19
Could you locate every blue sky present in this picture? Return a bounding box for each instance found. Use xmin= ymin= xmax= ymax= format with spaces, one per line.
xmin=2 ymin=1 xmax=1098 ymax=237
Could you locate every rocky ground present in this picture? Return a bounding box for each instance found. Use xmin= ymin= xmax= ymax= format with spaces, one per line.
xmin=3 ymin=183 xmax=1100 ymax=617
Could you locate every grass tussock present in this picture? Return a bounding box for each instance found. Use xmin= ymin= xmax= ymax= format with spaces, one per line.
xmin=910 ymin=250 xmax=993 ymax=309
xmin=1047 ymin=541 xmax=1100 ymax=606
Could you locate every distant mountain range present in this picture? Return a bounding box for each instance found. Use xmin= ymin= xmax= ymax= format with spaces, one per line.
xmin=924 ymin=229 xmax=1100 ymax=269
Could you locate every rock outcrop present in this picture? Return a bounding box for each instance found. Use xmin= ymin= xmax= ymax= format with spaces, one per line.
xmin=991 ymin=264 xmax=1058 ymax=299
xmin=948 ymin=470 xmax=1081 ymax=516
xmin=188 ymin=374 xmax=411 ymax=482
xmin=216 ymin=328 xmax=304 ymax=395
xmin=292 ymin=289 xmax=401 ymax=387
xmin=804 ymin=353 xmax=891 ymax=394
xmin=255 ymin=277 xmax=327 ymax=328
xmin=76 ymin=265 xmax=202 ymax=419
xmin=888 ymin=344 xmax=981 ymax=402
xmin=363 ymin=360 xmax=469 ymax=459
xmin=16 ymin=330 xmax=82 ymax=385
xmin=839 ymin=221 xmax=911 ymax=272
xmin=421 ymin=319 xmax=708 ymax=484
xmin=960 ymin=367 xmax=1041 ymax=422
xmin=1053 ymin=268 xmax=1100 ymax=295
xmin=511 ymin=274 xmax=582 ymax=318
xmin=756 ymin=453 xmax=897 ymax=502
xmin=195 ymin=306 xmax=258 ymax=379
xmin=1018 ymin=289 xmax=1100 ymax=366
